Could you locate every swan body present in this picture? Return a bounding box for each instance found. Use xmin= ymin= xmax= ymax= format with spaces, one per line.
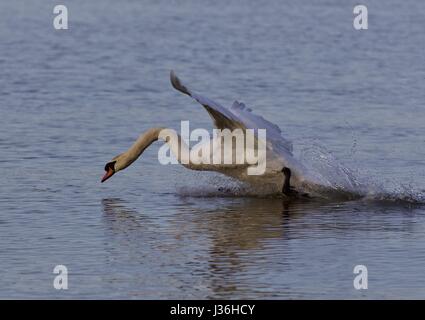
xmin=102 ymin=71 xmax=327 ymax=195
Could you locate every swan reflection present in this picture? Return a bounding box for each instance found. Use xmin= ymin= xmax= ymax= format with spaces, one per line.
xmin=100 ymin=197 xmax=308 ymax=298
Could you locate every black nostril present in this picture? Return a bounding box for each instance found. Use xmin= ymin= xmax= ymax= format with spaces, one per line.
xmin=104 ymin=161 xmax=117 ymax=172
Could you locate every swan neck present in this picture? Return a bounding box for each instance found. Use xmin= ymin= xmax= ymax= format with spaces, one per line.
xmin=124 ymin=128 xmax=190 ymax=167
xmin=125 ymin=128 xmax=164 ymax=161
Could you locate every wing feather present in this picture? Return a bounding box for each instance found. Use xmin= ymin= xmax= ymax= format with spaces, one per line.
xmin=170 ymin=70 xmax=293 ymax=153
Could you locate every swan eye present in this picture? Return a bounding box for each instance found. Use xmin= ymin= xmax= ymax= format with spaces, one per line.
xmin=104 ymin=161 xmax=116 ymax=172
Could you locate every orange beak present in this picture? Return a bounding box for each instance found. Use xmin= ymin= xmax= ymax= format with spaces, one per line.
xmin=101 ymin=167 xmax=114 ymax=183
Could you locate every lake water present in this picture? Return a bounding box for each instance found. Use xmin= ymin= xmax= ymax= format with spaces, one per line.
xmin=0 ymin=0 xmax=424 ymax=299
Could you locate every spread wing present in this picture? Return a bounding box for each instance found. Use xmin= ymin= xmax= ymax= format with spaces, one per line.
xmin=170 ymin=70 xmax=293 ymax=153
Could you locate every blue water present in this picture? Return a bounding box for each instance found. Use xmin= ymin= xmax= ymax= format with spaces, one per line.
xmin=0 ymin=0 xmax=424 ymax=298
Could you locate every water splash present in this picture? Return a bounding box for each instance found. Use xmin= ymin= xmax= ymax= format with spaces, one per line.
xmin=300 ymin=143 xmax=362 ymax=192
xmin=173 ymin=140 xmax=425 ymax=204
xmin=298 ymin=142 xmax=425 ymax=204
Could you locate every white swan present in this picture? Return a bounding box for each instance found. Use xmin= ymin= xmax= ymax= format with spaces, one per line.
xmin=101 ymin=71 xmax=326 ymax=195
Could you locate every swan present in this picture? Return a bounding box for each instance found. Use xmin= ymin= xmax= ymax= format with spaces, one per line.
xmin=101 ymin=71 xmax=327 ymax=196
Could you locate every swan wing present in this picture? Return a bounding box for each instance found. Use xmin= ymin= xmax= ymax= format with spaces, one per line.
xmin=170 ymin=70 xmax=242 ymax=130
xmin=229 ymin=100 xmax=293 ymax=153
xmin=170 ymin=71 xmax=293 ymax=154
xmin=169 ymin=71 xmax=328 ymax=191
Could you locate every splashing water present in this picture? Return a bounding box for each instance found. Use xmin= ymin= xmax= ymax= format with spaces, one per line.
xmin=299 ymin=142 xmax=425 ymax=204
xmin=174 ymin=141 xmax=425 ymax=204
xmin=299 ymin=143 xmax=365 ymax=195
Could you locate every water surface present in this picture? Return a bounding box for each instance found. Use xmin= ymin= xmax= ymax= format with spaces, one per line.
xmin=0 ymin=0 xmax=424 ymax=298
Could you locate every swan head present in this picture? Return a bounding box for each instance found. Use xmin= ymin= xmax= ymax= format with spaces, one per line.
xmin=101 ymin=160 xmax=116 ymax=183
xmin=101 ymin=153 xmax=129 ymax=183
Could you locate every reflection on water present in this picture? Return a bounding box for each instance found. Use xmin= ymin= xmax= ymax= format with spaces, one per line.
xmin=100 ymin=197 xmax=425 ymax=299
